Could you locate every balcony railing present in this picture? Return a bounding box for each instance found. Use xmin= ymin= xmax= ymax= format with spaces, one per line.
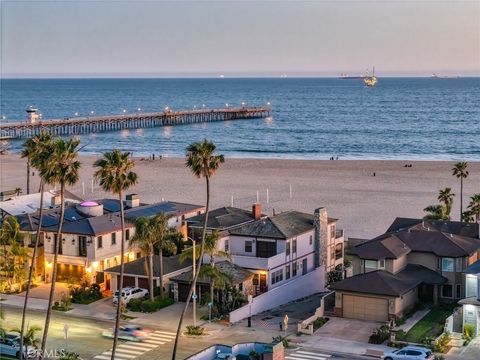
xmin=231 ymin=252 xmax=285 ymax=270
xmin=335 ymin=229 xmax=344 ymax=238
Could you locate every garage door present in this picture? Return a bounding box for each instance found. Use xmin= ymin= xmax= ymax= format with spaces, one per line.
xmin=342 ymin=294 xmax=388 ymax=322
xmin=138 ymin=278 xmax=149 ymax=290
xmin=56 ymin=264 xmax=84 ymax=281
xmin=121 ymin=276 xmax=136 ymax=288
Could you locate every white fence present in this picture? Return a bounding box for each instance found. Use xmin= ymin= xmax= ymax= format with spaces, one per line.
xmin=229 ymin=267 xmax=325 ymax=323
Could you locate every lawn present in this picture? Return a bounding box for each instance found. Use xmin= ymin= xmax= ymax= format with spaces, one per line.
xmin=401 ymin=306 xmax=454 ymax=343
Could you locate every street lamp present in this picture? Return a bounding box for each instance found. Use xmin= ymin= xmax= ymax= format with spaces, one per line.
xmin=185 ymin=236 xmax=197 ymax=327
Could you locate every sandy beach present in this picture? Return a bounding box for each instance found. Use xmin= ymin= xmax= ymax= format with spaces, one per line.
xmin=1 ymin=154 xmax=479 ymax=239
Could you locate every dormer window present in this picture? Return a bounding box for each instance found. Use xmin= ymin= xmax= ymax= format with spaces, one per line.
xmin=378 ymin=259 xmax=385 ymax=269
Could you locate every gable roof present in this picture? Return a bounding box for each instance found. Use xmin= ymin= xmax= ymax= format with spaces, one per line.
xmin=105 ymin=254 xmax=192 ymax=277
xmin=349 ymin=233 xmax=411 ymax=260
xmin=331 ymin=264 xmax=447 ymax=297
xmin=186 ymin=207 xmax=256 ymax=230
xmin=387 ymin=217 xmax=479 ymax=238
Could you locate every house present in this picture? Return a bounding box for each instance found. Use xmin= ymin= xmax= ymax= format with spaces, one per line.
xmin=104 ymin=254 xmax=193 ymax=295
xmin=332 ymin=218 xmax=480 ymax=322
xmin=170 ymin=260 xmax=254 ymax=302
xmin=16 ymin=195 xmax=204 ymax=289
xmin=460 ymin=259 xmax=480 ymax=337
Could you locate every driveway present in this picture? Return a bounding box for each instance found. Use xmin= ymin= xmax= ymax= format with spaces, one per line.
xmin=17 ymin=282 xmax=70 ymax=301
xmin=313 ymin=317 xmax=380 ymax=342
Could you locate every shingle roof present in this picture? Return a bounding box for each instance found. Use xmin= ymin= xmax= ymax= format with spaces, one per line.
xmin=105 ymin=254 xmax=192 ymax=277
xmin=170 ymin=260 xmax=254 ymax=285
xmin=229 ymin=211 xmax=318 ymax=239
xmin=349 ymin=233 xmax=411 ymax=260
xmin=387 ymin=217 xmax=479 ymax=238
xmin=331 ymin=264 xmax=447 ymax=297
xmin=187 ymin=207 xmax=256 ymax=230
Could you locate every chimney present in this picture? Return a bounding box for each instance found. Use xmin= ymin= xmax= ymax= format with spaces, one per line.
xmin=252 ymin=203 xmax=262 ymax=220
xmin=314 ymin=207 xmax=328 ymax=269
xmin=51 ymin=194 xmax=62 ymax=207
xmin=126 ymin=194 xmax=140 ymax=208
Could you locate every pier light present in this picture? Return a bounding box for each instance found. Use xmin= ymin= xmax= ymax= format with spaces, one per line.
xmin=74 ymin=112 xmax=79 ymax=116
xmin=90 ymin=111 xmax=95 ymax=115
xmin=1 ymin=115 xmax=6 ymax=120
xmin=137 ymin=107 xmax=141 ymax=112
xmin=165 ymin=106 xmax=169 ymax=111
xmin=193 ymin=105 xmax=197 ymax=109
xmin=225 ymin=103 xmax=229 ymax=108
xmin=267 ymin=101 xmax=271 ymax=106
xmin=202 ymin=104 xmax=206 ymax=108
xmin=123 ymin=109 xmax=127 ymax=114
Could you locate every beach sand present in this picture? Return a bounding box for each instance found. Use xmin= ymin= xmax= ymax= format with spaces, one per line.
xmin=1 ymin=154 xmax=479 ymax=239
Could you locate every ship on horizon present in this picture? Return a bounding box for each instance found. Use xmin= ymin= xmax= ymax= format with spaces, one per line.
xmin=363 ymin=67 xmax=378 ymax=87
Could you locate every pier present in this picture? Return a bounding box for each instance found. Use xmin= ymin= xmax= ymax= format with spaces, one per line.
xmin=0 ymin=106 xmax=271 ymax=140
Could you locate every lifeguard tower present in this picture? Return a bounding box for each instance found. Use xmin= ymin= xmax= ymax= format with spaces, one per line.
xmin=26 ymin=106 xmax=39 ymax=123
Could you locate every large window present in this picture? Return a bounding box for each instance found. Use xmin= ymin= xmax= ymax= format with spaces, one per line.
xmin=455 ymin=258 xmax=463 ymax=272
xmin=330 ymin=225 xmax=336 ymax=239
xmin=125 ymin=229 xmax=130 ymax=241
xmin=97 ymin=236 xmax=103 ymax=249
xmin=441 ymin=258 xmax=454 ymax=272
xmin=256 ymin=241 xmax=276 ymax=258
xmin=245 ymin=241 xmax=253 ymax=253
xmin=441 ymin=284 xmax=453 ymax=298
xmin=365 ymin=260 xmax=377 ymax=271
xmin=271 ymin=269 xmax=283 ymax=285
xmin=286 ymin=241 xmax=290 ymax=256
xmin=78 ymin=236 xmax=87 ymax=257
xmin=292 ymin=239 xmax=297 ymax=254
xmin=286 ymin=265 xmax=290 ymax=280
xmin=292 ymin=261 xmax=297 ymax=277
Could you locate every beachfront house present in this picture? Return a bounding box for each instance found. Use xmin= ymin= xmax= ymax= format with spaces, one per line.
xmin=332 ymin=218 xmax=480 ymax=322
xmin=16 ymin=195 xmax=204 ymax=289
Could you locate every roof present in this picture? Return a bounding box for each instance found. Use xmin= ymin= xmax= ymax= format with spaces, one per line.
xmin=230 ymin=211 xmax=322 ymax=239
xmin=331 ymin=264 xmax=447 ymax=297
xmin=351 ymin=218 xmax=480 ymax=259
xmin=125 ymin=201 xmax=204 ymax=219
xmin=387 ymin=217 xmax=479 ymax=238
xmin=170 ymin=261 xmax=254 ymax=285
xmin=105 ymin=254 xmax=192 ymax=277
xmin=186 ymin=207 xmax=256 ymax=230
xmin=0 ymin=190 xmax=82 ymax=216
xmin=465 ymin=259 xmax=480 ymax=275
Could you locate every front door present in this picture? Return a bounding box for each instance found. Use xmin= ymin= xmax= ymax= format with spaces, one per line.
xmin=259 ymin=274 xmax=267 ymax=293
xmin=302 ymin=259 xmax=308 ymax=275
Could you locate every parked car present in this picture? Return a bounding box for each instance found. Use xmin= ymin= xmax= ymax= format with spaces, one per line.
xmin=113 ymin=287 xmax=149 ymax=304
xmin=102 ymin=325 xmax=150 ymax=342
xmin=0 ymin=337 xmax=37 ymax=359
xmin=382 ymin=346 xmax=434 ymax=360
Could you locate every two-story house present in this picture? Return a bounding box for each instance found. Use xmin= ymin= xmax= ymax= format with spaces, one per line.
xmin=460 ymin=259 xmax=480 ymax=337
xmin=332 ymin=218 xmax=480 ymax=322
xmin=17 ymin=195 xmax=204 ymax=289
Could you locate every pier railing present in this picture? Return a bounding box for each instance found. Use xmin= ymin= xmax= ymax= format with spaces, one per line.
xmin=0 ymin=106 xmax=271 ymax=139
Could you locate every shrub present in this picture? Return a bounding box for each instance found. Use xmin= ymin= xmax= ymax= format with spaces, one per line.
xmin=395 ymin=330 xmax=407 ymax=341
xmin=127 ymin=297 xmax=174 ymax=313
xmin=272 ymin=335 xmax=290 ymax=348
xmin=432 ymin=332 xmax=451 ymax=353
xmin=368 ymin=324 xmax=390 ymax=344
xmin=60 ymin=351 xmax=82 ymax=360
xmin=463 ymin=324 xmax=475 ymax=343
xmin=70 ymin=285 xmax=102 ymax=304
xmin=249 ymin=349 xmax=261 ymax=360
xmin=52 ymin=293 xmax=71 ymax=311
xmin=313 ymin=317 xmax=329 ymax=330
xmin=185 ymin=325 xmax=204 ymax=336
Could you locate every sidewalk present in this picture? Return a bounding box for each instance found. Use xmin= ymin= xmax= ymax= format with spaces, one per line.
xmin=300 ymin=336 xmax=392 ymax=358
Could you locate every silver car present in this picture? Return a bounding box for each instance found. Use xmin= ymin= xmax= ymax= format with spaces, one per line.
xmin=0 ymin=337 xmax=36 ymax=359
xmin=383 ymin=346 xmax=434 ymax=360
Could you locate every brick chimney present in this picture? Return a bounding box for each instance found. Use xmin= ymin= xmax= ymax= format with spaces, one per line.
xmin=314 ymin=207 xmax=328 ymax=269
xmin=252 ymin=203 xmax=262 ymax=220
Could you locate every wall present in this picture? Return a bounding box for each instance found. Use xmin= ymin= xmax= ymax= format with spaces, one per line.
xmin=394 ymin=288 xmax=418 ymax=317
xmin=229 ymin=266 xmax=325 ymax=323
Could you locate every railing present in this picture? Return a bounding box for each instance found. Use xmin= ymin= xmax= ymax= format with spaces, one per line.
xmin=231 ymin=252 xmax=285 ymax=270
xmin=335 ymin=229 xmax=344 ymax=238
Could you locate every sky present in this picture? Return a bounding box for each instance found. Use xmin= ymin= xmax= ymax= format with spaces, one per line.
xmin=1 ymin=0 xmax=479 ymax=78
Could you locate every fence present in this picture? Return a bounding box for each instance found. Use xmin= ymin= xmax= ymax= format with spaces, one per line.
xmin=229 ymin=267 xmax=325 ymax=323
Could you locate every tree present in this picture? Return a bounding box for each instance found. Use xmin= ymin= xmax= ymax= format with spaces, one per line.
xmin=12 ymin=325 xmax=42 ymax=348
xmin=0 ymin=216 xmax=23 ymax=292
xmin=130 ymin=217 xmax=156 ymax=301
xmin=172 ymin=139 xmax=224 ymax=360
xmin=19 ymin=132 xmax=53 ymax=360
xmin=151 ymin=213 xmax=176 ymax=298
xmin=40 ymin=138 xmax=81 ymax=358
xmin=452 ymin=162 xmax=469 ymax=221
xmin=14 ymin=188 xmax=23 ymax=196
xmin=467 ymin=194 xmax=480 ymax=223
xmin=437 ymin=187 xmax=455 ymax=219
xmin=93 ymin=149 xmax=138 ymax=360
xmin=423 ymin=204 xmax=448 ymax=221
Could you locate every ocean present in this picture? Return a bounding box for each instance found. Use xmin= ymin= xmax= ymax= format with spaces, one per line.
xmin=1 ymin=77 xmax=479 ymax=160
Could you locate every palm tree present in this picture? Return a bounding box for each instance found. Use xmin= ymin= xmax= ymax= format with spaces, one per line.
xmin=180 ymin=230 xmax=229 ymax=307
xmin=437 ymin=187 xmax=455 ymax=219
xmin=93 ymin=149 xmax=138 ymax=360
xmin=423 ymin=205 xmax=448 ymax=221
xmin=130 ymin=217 xmax=156 ymax=301
xmin=40 ymin=138 xmax=81 ymax=358
xmin=452 ymin=162 xmax=469 ymax=221
xmin=467 ymin=193 xmax=480 ymax=222
xmin=151 ymin=213 xmax=176 ymax=299
xmin=19 ymin=133 xmax=53 ymax=360
xmin=0 ymin=216 xmax=22 ymax=291
xmin=172 ymin=139 xmax=224 ymax=360
xmin=14 ymin=188 xmax=23 ymax=196
xmin=13 ymin=325 xmax=42 ymax=348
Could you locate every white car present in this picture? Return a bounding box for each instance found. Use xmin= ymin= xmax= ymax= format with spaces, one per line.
xmin=0 ymin=337 xmax=37 ymax=359
xmin=102 ymin=325 xmax=151 ymax=342
xmin=113 ymin=287 xmax=149 ymax=304
xmin=383 ymin=346 xmax=434 ymax=360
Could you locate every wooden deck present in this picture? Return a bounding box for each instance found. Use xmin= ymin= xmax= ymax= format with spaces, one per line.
xmin=0 ymin=106 xmax=271 ymax=139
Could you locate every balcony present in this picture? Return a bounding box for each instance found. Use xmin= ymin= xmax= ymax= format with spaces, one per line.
xmin=335 ymin=229 xmax=344 ymax=239
xmin=231 ymin=252 xmax=285 ymax=270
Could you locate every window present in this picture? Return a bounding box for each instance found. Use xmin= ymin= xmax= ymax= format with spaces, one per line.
xmin=97 ymin=236 xmax=103 ymax=249
xmin=286 ymin=241 xmax=290 ymax=256
xmin=378 ymin=259 xmax=385 ymax=269
xmin=455 ymin=258 xmax=463 ymax=272
xmin=442 ymin=284 xmax=453 ymax=298
xmin=441 ymin=258 xmax=454 ymax=272
xmin=125 ymin=229 xmax=130 ymax=241
xmin=456 ymin=284 xmax=462 ymax=298
xmin=406 ymin=350 xmax=422 ymax=356
xmin=271 ymin=269 xmax=283 ymax=285
xmin=309 ymin=235 xmax=313 ymax=245
xmin=286 ymin=265 xmax=291 ymax=280
xmin=78 ymin=236 xmax=87 ymax=257
xmin=225 ymin=239 xmax=229 ymax=252
xmin=111 ymin=232 xmax=116 ymax=245
xmin=292 ymin=261 xmax=297 ymax=277
xmin=330 ymin=225 xmax=336 ymax=239
xmin=365 ymin=260 xmax=377 ymax=270
xmin=245 ymin=241 xmax=253 ymax=253
xmin=136 ymin=252 xmax=141 ymax=259
xmin=292 ymin=239 xmax=297 ymax=254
